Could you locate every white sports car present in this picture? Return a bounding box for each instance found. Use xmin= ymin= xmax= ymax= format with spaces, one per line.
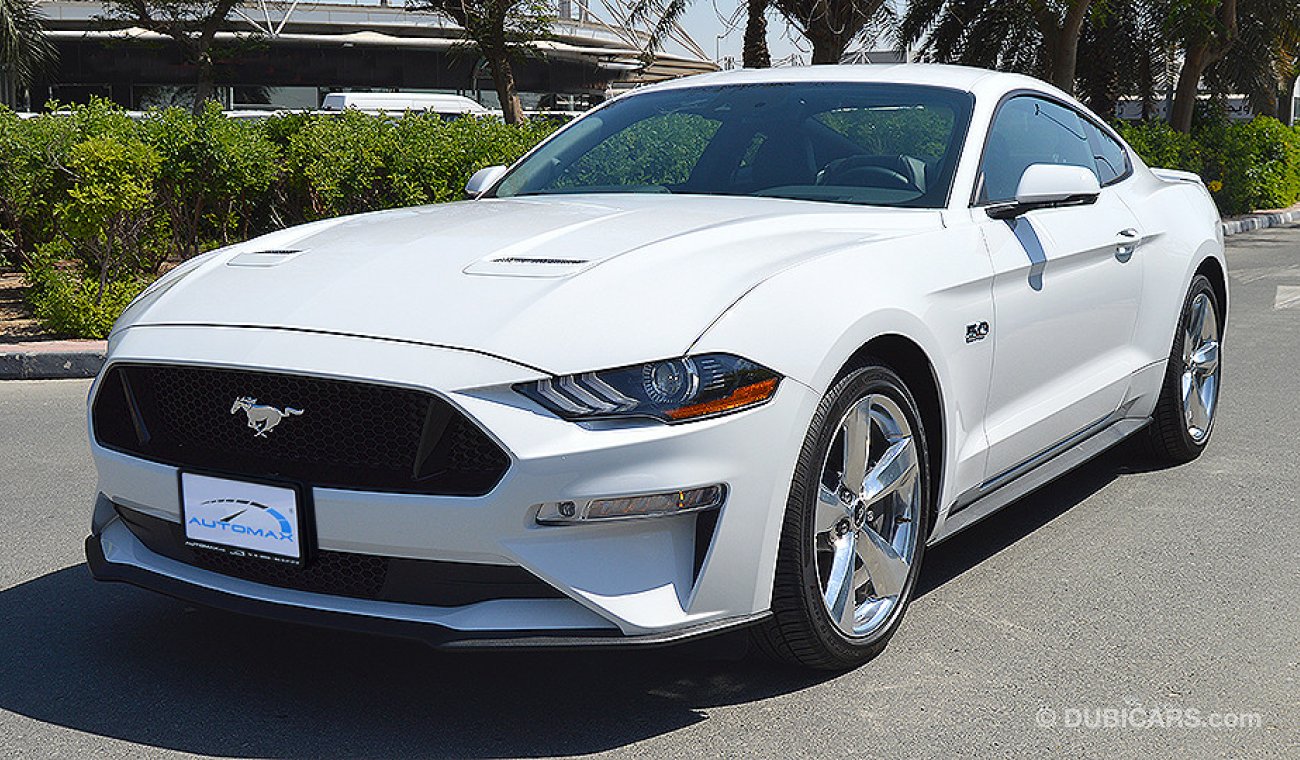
xmin=86 ymin=65 xmax=1225 ymax=669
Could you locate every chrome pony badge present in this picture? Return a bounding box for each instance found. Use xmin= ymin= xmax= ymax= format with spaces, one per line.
xmin=230 ymin=397 xmax=303 ymax=438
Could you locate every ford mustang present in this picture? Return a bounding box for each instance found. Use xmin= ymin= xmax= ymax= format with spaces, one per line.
xmin=85 ymin=65 xmax=1226 ymax=669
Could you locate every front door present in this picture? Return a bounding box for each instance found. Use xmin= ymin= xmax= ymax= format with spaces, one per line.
xmin=974 ymin=95 xmax=1146 ymax=483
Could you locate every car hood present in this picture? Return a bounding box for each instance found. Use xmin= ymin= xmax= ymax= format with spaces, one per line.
xmin=124 ymin=194 xmax=941 ymax=375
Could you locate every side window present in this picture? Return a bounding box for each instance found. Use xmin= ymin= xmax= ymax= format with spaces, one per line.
xmin=978 ymin=97 xmax=1096 ymax=204
xmin=1081 ymin=119 xmax=1129 ymax=185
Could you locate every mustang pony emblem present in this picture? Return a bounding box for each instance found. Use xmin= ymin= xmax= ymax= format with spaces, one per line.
xmin=230 ymin=397 xmax=303 ymax=438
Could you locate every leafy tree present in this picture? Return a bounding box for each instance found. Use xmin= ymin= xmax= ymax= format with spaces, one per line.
xmin=900 ymin=0 xmax=1093 ymax=93
xmin=105 ymin=0 xmax=244 ymax=116
xmin=48 ymin=134 xmax=167 ymax=305
xmin=1203 ymin=0 xmax=1300 ymax=119
xmin=140 ymin=102 xmax=281 ymax=258
xmin=0 ymin=0 xmax=58 ymax=91
xmin=408 ymin=0 xmax=552 ymax=124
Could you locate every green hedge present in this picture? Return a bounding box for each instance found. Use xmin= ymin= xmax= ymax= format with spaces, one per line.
xmin=0 ymin=99 xmax=555 ymax=338
xmin=1117 ymin=117 xmax=1300 ymax=216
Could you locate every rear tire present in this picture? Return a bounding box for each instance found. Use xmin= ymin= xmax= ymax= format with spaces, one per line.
xmin=755 ymin=363 xmax=930 ymax=670
xmin=1145 ymin=275 xmax=1223 ymax=464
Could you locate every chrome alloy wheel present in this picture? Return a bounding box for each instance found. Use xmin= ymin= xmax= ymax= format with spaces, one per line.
xmin=814 ymin=393 xmax=922 ymax=638
xmin=1181 ymin=292 xmax=1221 ymax=442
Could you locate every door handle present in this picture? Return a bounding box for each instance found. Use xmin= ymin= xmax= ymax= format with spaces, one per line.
xmin=1115 ymin=228 xmax=1138 ymax=262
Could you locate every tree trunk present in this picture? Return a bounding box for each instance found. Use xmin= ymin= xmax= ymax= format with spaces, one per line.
xmin=1170 ymin=43 xmax=1208 ymax=133
xmin=1170 ymin=0 xmax=1238 ymax=133
xmin=192 ymin=51 xmax=215 ymax=116
xmin=808 ymin=30 xmax=845 ymax=65
xmin=1033 ymin=0 xmax=1090 ymax=95
xmin=485 ymin=48 xmax=524 ymax=124
xmin=1048 ymin=31 xmax=1079 ymax=93
xmin=1281 ymin=71 xmax=1299 ymax=126
xmin=742 ymin=0 xmax=770 ymax=68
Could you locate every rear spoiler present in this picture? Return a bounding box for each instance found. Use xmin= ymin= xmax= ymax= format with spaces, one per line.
xmin=1150 ymin=168 xmax=1205 ymax=185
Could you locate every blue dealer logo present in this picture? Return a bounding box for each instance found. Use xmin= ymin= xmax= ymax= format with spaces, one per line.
xmin=188 ymin=498 xmax=295 ymax=542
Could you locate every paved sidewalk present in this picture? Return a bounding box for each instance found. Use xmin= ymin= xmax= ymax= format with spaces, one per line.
xmin=0 ymin=339 xmax=107 ymax=380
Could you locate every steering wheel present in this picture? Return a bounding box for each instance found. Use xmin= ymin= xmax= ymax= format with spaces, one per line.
xmin=817 ymin=157 xmax=921 ymax=192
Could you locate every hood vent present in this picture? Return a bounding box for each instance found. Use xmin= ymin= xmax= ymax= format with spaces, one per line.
xmin=491 ymin=257 xmax=589 ymax=265
xmin=464 ymin=255 xmax=594 ymax=278
xmin=227 ymin=250 xmax=304 ymax=267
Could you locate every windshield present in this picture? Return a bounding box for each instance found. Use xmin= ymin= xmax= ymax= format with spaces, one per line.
xmin=494 ymin=83 xmax=974 ymax=208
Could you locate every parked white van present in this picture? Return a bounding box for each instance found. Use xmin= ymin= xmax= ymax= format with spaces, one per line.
xmin=320 ymin=92 xmax=493 ymax=118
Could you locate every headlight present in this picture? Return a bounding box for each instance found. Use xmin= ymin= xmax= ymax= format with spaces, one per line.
xmin=516 ymin=353 xmax=780 ymax=423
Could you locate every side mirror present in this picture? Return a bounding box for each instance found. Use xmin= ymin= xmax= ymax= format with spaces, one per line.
xmin=465 ymin=165 xmax=508 ymax=199
xmin=987 ymin=164 xmax=1101 ymax=219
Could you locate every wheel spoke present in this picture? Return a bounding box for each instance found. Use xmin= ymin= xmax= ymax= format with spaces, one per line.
xmin=1185 ymin=375 xmax=1210 ymax=432
xmin=1198 ymin=301 xmax=1216 ymax=344
xmin=1196 ymin=375 xmax=1217 ymax=429
xmin=857 ymin=524 xmax=909 ymax=599
xmin=861 ymin=436 xmax=917 ymax=507
xmin=1191 ymin=340 xmax=1219 ymax=375
xmin=815 ymin=484 xmax=848 ymax=537
xmin=1187 ymin=297 xmax=1207 ymax=350
xmin=840 ymin=400 xmax=872 ymax=494
xmin=823 ymin=534 xmax=859 ymax=629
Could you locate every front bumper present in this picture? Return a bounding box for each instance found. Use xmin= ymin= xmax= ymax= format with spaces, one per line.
xmin=88 ymin=325 xmax=820 ymax=643
xmin=85 ymin=522 xmax=768 ymax=649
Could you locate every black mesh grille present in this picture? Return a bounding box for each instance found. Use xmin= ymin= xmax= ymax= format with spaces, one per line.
xmin=92 ymin=364 xmax=509 ymax=495
xmin=197 ymin=547 xmax=390 ymax=599
xmin=115 ymin=505 xmax=564 ymax=607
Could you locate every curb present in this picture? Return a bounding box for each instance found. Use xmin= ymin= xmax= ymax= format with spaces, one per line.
xmin=0 ymin=340 xmax=106 ymax=380
xmin=1222 ymin=207 xmax=1300 ymax=236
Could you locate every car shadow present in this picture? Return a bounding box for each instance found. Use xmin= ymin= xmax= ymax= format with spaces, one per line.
xmin=0 ymin=442 xmax=1154 ymax=758
xmin=0 ymin=566 xmax=825 ymax=757
xmin=914 ymin=443 xmax=1142 ymax=598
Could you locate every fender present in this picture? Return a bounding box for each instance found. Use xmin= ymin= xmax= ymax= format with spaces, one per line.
xmin=689 ymin=225 xmax=997 ymax=523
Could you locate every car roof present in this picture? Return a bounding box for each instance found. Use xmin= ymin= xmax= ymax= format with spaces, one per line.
xmin=638 ymin=64 xmax=1063 ymax=101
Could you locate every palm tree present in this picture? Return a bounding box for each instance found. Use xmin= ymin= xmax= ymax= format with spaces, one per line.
xmin=408 ymin=0 xmax=552 ymax=124
xmin=1075 ymin=0 xmax=1174 ymax=119
xmin=0 ymin=0 xmax=58 ymax=93
xmin=772 ymin=0 xmax=895 ymax=65
xmin=1204 ymin=0 xmax=1300 ymax=119
xmin=632 ymin=0 xmax=771 ymax=69
xmin=900 ymin=0 xmax=1094 ymax=94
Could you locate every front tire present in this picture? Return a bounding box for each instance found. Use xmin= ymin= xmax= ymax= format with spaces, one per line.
xmin=1145 ymin=274 xmax=1223 ymax=463
xmin=756 ymin=363 xmax=930 ymax=670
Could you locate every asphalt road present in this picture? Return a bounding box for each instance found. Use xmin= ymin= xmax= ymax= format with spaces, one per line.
xmin=2 ymin=228 xmax=1299 ymax=759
